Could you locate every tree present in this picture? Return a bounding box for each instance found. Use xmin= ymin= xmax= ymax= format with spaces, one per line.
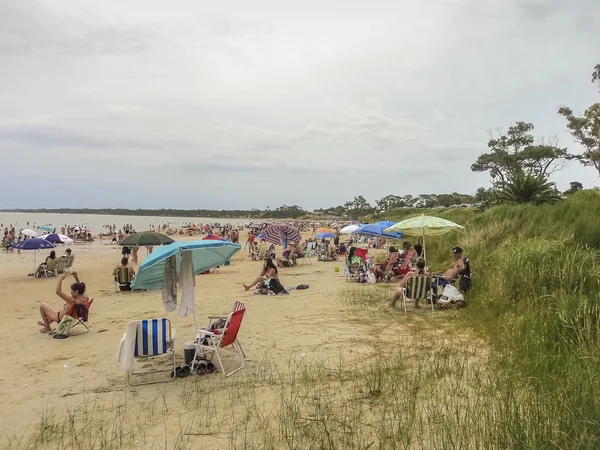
xmin=495 ymin=172 xmax=561 ymax=205
xmin=472 ymin=122 xmax=572 ymax=183
xmin=475 ymin=187 xmax=493 ymax=205
xmin=344 ymin=195 xmax=374 ymax=217
xmin=564 ymin=181 xmax=583 ymax=195
xmin=375 ymin=195 xmax=405 ymax=211
xmin=558 ymin=65 xmax=600 ymax=177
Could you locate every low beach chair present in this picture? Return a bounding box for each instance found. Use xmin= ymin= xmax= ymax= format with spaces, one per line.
xmin=114 ymin=267 xmax=134 ymax=292
xmin=301 ymin=242 xmax=315 ymax=265
xmin=55 ymin=256 xmax=68 ymax=274
xmin=194 ymin=301 xmax=246 ymax=377
xmin=403 ymin=275 xmax=433 ymax=313
xmin=127 ymin=318 xmax=176 ymax=386
xmin=71 ymin=299 xmax=94 ymax=333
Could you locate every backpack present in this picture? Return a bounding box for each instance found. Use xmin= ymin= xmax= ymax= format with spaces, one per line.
xmin=357 ymin=267 xmax=368 ymax=283
xmin=459 ymin=257 xmax=472 ymax=292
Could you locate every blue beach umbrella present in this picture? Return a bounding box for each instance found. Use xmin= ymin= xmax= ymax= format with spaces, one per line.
xmin=315 ymin=232 xmax=336 ymax=240
xmin=352 ymin=223 xmax=402 ymax=240
xmin=132 ymin=239 xmax=241 ymax=291
xmin=132 ymin=239 xmax=241 ymax=330
xmin=14 ymin=238 xmax=56 ymax=272
xmin=39 ymin=225 xmax=54 ymax=232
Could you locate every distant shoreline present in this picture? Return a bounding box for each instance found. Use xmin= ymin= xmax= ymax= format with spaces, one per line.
xmin=0 ymin=208 xmax=319 ymax=220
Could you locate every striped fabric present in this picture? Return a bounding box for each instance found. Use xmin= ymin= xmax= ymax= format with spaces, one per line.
xmin=134 ymin=318 xmax=169 ymax=357
xmin=116 ymin=267 xmax=132 ymax=284
xmin=233 ymin=301 xmax=245 ymax=312
xmin=406 ymin=276 xmax=431 ymax=299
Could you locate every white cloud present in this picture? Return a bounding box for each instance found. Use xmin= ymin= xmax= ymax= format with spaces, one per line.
xmin=1 ymin=0 xmax=599 ymax=209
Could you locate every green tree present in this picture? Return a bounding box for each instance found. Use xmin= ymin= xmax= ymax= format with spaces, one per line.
xmin=564 ymin=181 xmax=584 ymax=195
xmin=558 ymin=66 xmax=600 ymax=177
xmin=375 ymin=195 xmax=405 ymax=211
xmin=496 ymin=173 xmax=561 ymax=205
xmin=475 ymin=187 xmax=493 ymax=205
xmin=344 ymin=195 xmax=374 ymax=217
xmin=472 ymin=122 xmax=571 ymax=183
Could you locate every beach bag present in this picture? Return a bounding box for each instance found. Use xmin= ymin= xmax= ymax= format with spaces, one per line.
xmin=439 ymin=284 xmax=465 ymax=307
xmin=263 ymin=277 xmax=288 ymax=295
xmin=53 ymin=314 xmax=75 ymax=339
xmin=366 ymin=271 xmax=377 ymax=284
xmin=357 ymin=267 xmax=368 ymax=283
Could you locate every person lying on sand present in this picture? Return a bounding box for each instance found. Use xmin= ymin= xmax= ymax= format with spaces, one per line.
xmin=243 ymin=258 xmax=278 ymax=291
xmin=38 ymin=272 xmax=89 ymax=333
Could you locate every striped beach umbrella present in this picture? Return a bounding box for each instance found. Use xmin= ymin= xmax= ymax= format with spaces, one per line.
xmin=260 ymin=224 xmax=302 ymax=246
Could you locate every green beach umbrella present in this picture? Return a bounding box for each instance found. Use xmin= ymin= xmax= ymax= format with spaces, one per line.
xmin=119 ymin=231 xmax=175 ymax=247
xmin=384 ymin=215 xmax=464 ymax=261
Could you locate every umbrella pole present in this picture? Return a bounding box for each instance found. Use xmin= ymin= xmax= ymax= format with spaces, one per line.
xmin=422 ymin=233 xmax=426 ymax=266
xmin=34 ymin=250 xmax=37 ymax=273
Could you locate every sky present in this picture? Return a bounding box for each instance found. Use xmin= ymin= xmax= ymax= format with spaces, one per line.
xmin=1 ymin=0 xmax=599 ymax=210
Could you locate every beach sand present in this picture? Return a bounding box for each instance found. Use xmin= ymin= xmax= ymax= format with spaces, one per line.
xmin=0 ymin=231 xmax=380 ymax=448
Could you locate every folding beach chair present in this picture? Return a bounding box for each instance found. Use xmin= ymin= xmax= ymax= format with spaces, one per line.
xmin=403 ymin=275 xmax=433 ymax=313
xmin=39 ymin=258 xmax=58 ymax=278
xmin=114 ymin=267 xmax=134 ymax=292
xmin=71 ymin=299 xmax=94 ymax=333
xmin=127 ymin=318 xmax=176 ymax=386
xmin=55 ymin=256 xmax=67 ymax=275
xmin=194 ymin=301 xmax=246 ymax=377
xmin=300 ymin=242 xmax=315 ymax=265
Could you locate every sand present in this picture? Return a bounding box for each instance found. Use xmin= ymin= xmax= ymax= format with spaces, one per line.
xmin=0 ymin=231 xmax=378 ymax=447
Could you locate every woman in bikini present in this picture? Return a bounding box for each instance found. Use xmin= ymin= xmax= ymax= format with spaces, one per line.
xmin=38 ymin=272 xmax=89 ymax=333
xmin=243 ymin=258 xmax=278 ymax=291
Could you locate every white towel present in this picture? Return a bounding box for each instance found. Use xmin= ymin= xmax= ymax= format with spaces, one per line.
xmin=116 ymin=321 xmax=139 ymax=373
xmin=178 ymin=251 xmax=196 ymax=317
xmin=162 ymin=255 xmax=177 ymax=313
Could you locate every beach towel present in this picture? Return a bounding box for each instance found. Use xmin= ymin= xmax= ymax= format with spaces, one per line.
xmin=178 ymin=251 xmax=195 ymax=317
xmin=116 ymin=321 xmax=139 ymax=373
xmin=162 ymin=255 xmax=177 ymax=313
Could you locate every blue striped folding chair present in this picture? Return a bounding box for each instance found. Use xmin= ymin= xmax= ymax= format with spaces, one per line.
xmin=403 ymin=275 xmax=433 ymax=313
xmin=128 ymin=318 xmax=176 ymax=386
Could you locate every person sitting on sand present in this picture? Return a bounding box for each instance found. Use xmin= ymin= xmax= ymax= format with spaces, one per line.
xmin=390 ymin=259 xmax=429 ymax=309
xmin=38 ymin=272 xmax=89 ymax=333
xmin=244 ymin=258 xmax=278 ymax=291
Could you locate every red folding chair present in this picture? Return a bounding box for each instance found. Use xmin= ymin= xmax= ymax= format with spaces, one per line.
xmin=354 ymin=248 xmax=368 ymax=261
xmin=194 ymin=301 xmax=246 ymax=377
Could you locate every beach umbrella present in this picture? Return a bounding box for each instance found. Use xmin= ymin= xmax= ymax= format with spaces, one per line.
xmin=119 ymin=231 xmax=175 ymax=247
xmin=261 ymin=224 xmax=302 ymax=246
xmin=340 ymin=225 xmax=359 ymax=234
xmin=317 ymin=227 xmax=335 ymax=234
xmin=14 ymin=238 xmax=56 ymax=272
xmin=315 ymin=232 xmax=335 ymax=240
xmin=131 ymin=239 xmax=241 ymax=329
xmin=39 ymin=233 xmax=74 ymax=244
xmin=22 ymin=229 xmax=37 ymax=237
xmin=384 ymin=215 xmax=464 ymax=261
xmin=202 ymin=234 xmax=228 ymax=241
xmin=353 ymin=224 xmax=402 ymax=240
xmin=39 ymin=225 xmax=54 ymax=232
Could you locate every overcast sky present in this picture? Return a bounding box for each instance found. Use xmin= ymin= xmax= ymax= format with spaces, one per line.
xmin=1 ymin=0 xmax=599 ymax=210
